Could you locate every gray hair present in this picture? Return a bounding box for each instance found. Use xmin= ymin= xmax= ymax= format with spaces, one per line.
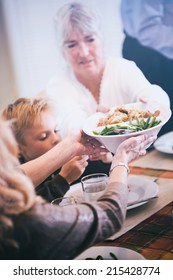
xmin=54 ymin=2 xmax=103 ymax=52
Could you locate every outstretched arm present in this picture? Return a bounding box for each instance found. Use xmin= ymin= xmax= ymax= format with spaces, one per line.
xmin=20 ymin=131 xmax=107 ymax=187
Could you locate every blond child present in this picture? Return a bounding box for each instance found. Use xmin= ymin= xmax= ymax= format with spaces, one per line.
xmin=2 ymin=97 xmax=88 ymax=202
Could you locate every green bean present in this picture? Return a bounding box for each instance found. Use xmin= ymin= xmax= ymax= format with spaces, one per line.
xmin=93 ymin=126 xmax=118 ymax=136
xmin=116 ymin=125 xmax=131 ymax=129
xmin=92 ymin=116 xmax=161 ymax=136
xmin=144 ymin=116 xmax=151 ymax=129
xmin=139 ymin=118 xmax=145 ymax=127
xmin=135 ymin=116 xmax=140 ymax=124
xmin=147 ymin=116 xmax=156 ymax=128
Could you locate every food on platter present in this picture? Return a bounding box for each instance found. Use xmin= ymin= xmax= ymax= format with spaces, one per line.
xmin=93 ymin=107 xmax=161 ymax=136
xmin=93 ymin=106 xmax=161 ymax=136
xmin=83 ymin=102 xmax=171 ymax=153
xmin=97 ymin=106 xmax=160 ymax=127
xmin=93 ymin=116 xmax=161 ymax=136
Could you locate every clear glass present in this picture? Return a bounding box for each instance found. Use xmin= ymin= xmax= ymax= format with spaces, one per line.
xmin=51 ymin=196 xmax=77 ymax=206
xmin=81 ymin=173 xmax=108 ymax=202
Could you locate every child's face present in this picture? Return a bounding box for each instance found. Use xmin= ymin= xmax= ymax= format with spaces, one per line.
xmin=19 ymin=111 xmax=62 ymax=161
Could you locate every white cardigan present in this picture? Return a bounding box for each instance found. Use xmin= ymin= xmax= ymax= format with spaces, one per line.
xmin=46 ymin=57 xmax=170 ymax=138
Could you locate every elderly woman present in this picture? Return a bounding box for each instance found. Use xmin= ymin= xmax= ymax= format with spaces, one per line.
xmin=46 ymin=2 xmax=170 ymax=138
xmin=0 ymin=118 xmax=155 ymax=259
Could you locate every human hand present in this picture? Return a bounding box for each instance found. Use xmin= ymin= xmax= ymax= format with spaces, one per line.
xmin=114 ymin=134 xmax=157 ymax=164
xmin=90 ymin=151 xmax=113 ymax=163
xmin=59 ymin=155 xmax=89 ymax=184
xmin=81 ymin=132 xmax=108 ymax=160
xmin=65 ymin=130 xmax=108 ymax=159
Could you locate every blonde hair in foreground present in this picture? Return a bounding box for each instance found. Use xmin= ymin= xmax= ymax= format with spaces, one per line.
xmin=0 ymin=118 xmax=37 ymax=215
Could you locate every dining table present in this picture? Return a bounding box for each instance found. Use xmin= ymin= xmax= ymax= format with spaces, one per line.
xmin=98 ymin=148 xmax=173 ymax=260
xmin=67 ymin=146 xmax=173 ymax=260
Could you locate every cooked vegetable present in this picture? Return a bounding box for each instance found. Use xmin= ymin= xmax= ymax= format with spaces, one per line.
xmin=93 ymin=116 xmax=161 ymax=136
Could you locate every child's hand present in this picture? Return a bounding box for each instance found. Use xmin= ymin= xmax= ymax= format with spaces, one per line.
xmin=59 ymin=155 xmax=88 ymax=184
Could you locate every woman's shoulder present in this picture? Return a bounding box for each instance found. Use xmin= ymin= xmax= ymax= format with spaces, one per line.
xmin=47 ymin=72 xmax=71 ymax=88
xmin=46 ymin=69 xmax=80 ymax=97
xmin=107 ymin=56 xmax=137 ymax=67
xmin=105 ymin=57 xmax=138 ymax=77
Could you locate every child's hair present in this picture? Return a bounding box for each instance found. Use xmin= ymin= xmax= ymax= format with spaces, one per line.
xmin=2 ymin=97 xmax=55 ymax=144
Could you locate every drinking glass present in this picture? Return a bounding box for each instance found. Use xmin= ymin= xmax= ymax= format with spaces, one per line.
xmin=81 ymin=173 xmax=108 ymax=202
xmin=51 ymin=196 xmax=77 ymax=206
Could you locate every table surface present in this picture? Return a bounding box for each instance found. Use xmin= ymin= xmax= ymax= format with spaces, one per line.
xmin=98 ymin=150 xmax=173 ymax=260
xmin=106 ymin=201 xmax=173 ymax=260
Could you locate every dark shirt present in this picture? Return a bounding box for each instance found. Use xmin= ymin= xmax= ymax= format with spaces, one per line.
xmin=19 ymin=155 xmax=69 ymax=202
xmin=36 ymin=172 xmax=70 ymax=202
xmin=20 ymin=155 xmax=111 ymax=202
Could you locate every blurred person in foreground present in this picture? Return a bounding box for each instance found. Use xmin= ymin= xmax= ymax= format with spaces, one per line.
xmin=121 ymin=0 xmax=173 ymax=135
xmin=45 ymin=1 xmax=170 ymax=139
xmin=0 ymin=117 xmax=155 ymax=259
